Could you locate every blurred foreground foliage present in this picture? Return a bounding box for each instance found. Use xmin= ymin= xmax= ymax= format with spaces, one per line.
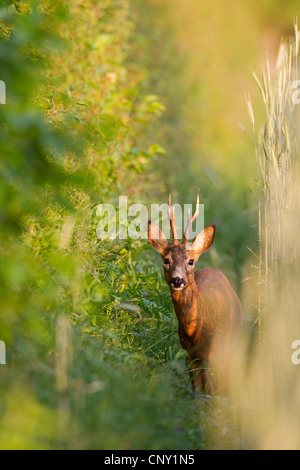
xmin=0 ymin=0 xmax=204 ymax=450
xmin=0 ymin=0 xmax=298 ymax=450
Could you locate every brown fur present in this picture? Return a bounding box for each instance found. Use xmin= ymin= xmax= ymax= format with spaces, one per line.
xmin=148 ymin=219 xmax=243 ymax=395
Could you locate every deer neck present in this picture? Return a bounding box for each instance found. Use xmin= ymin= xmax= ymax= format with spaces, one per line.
xmin=170 ymin=278 xmax=203 ymax=349
xmin=170 ymin=278 xmax=200 ymax=323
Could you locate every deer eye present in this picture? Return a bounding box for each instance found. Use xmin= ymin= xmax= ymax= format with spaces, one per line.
xmin=164 ymin=258 xmax=170 ymax=265
xmin=188 ymin=259 xmax=194 ymax=266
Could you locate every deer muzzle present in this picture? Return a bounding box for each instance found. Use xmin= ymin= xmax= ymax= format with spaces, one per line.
xmin=170 ymin=277 xmax=186 ymax=290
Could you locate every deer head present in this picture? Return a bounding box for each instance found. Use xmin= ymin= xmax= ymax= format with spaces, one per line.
xmin=148 ymin=195 xmax=215 ymax=291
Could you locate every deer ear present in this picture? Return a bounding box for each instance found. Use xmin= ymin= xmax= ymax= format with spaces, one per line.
xmin=148 ymin=221 xmax=170 ymax=255
xmin=189 ymin=224 xmax=216 ymax=257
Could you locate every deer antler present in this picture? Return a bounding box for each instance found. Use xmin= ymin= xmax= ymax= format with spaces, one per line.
xmin=183 ymin=195 xmax=200 ymax=243
xmin=168 ymin=194 xmax=178 ymax=243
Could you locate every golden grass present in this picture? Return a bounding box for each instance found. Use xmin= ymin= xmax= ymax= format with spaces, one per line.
xmin=202 ymin=23 xmax=300 ymax=450
xmin=234 ymin=22 xmax=300 ymax=450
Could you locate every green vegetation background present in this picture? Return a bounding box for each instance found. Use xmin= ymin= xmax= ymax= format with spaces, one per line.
xmin=0 ymin=0 xmax=298 ymax=450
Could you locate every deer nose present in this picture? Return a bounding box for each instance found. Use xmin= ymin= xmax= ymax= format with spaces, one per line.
xmin=170 ymin=277 xmax=186 ymax=289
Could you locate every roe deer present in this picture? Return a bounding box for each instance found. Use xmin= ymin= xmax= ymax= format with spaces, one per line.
xmin=148 ymin=195 xmax=243 ymax=395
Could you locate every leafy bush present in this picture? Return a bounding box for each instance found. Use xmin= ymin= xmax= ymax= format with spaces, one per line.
xmin=0 ymin=0 xmax=203 ymax=450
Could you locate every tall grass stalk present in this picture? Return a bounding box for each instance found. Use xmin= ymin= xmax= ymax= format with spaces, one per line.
xmin=248 ymin=23 xmax=299 ymax=337
xmin=228 ymin=23 xmax=300 ymax=449
xmin=56 ymin=315 xmax=72 ymax=445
